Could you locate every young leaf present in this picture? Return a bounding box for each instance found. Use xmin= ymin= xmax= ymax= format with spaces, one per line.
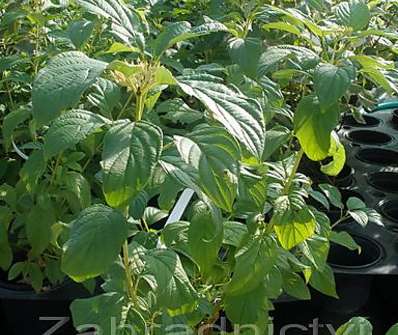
xmin=32 ymin=52 xmax=108 ymax=125
xmin=63 ymin=171 xmax=92 ymax=211
xmin=314 ymin=63 xmax=353 ymax=108
xmin=294 ymin=95 xmax=340 ymax=161
xmin=174 ymin=126 xmax=240 ymax=212
xmin=44 ymin=110 xmax=109 ymax=158
xmin=101 ymin=120 xmax=163 ymax=208
xmin=178 ymin=73 xmax=265 ymax=159
xmin=62 ymin=205 xmax=128 ymax=282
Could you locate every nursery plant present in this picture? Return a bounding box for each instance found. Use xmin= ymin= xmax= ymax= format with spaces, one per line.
xmin=1 ymin=0 xmax=397 ymax=334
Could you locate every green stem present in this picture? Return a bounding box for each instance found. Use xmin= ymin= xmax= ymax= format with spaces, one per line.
xmin=117 ymin=92 xmax=135 ymax=120
xmin=135 ymin=93 xmax=146 ymax=121
xmin=121 ymin=207 xmax=136 ymax=301
xmin=283 ymin=148 xmax=304 ymax=195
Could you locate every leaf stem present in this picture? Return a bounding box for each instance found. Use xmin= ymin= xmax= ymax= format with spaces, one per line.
xmin=135 ymin=93 xmax=146 ymax=122
xmin=283 ymin=148 xmax=304 ymax=194
xmin=122 ymin=207 xmax=136 ymax=302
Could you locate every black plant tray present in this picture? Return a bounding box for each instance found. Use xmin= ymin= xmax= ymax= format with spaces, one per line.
xmin=336 ymin=108 xmax=398 ymax=275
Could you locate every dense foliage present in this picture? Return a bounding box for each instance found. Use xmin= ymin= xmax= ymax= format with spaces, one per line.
xmin=1 ymin=0 xmax=397 ymax=334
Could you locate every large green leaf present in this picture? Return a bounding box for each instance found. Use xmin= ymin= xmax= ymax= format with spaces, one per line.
xmin=44 ymin=110 xmax=109 ymax=158
xmin=309 ymin=264 xmax=338 ymax=298
xmin=32 ymin=52 xmax=107 ymax=126
xmin=71 ymin=293 xmax=125 ymax=335
xmin=62 ymin=205 xmax=127 ymax=282
xmin=141 ymin=249 xmax=198 ymax=316
xmin=174 ymin=126 xmax=240 ymax=212
xmin=336 ymin=0 xmax=370 ymax=31
xmin=336 ymin=317 xmax=373 ymax=335
xmin=386 ymin=324 xmax=398 ymax=335
xmin=294 ymin=95 xmax=340 ymax=161
xmin=314 ymin=63 xmax=353 ymax=108
xmin=188 ymin=202 xmax=223 ymax=278
xmin=229 ymin=37 xmax=263 ymax=78
xmin=152 ymin=20 xmax=228 ymax=58
xmin=77 ymin=0 xmax=145 ymax=49
xmin=101 ymin=120 xmax=163 ymax=208
xmin=178 ymin=73 xmax=265 ymax=159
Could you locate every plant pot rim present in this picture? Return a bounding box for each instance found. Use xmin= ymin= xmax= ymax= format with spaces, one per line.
xmin=328 ymin=233 xmax=385 ymax=271
xmin=368 ymin=171 xmax=398 ymax=194
xmin=346 ymin=129 xmax=393 ymax=146
xmin=355 ymin=148 xmax=398 ymax=166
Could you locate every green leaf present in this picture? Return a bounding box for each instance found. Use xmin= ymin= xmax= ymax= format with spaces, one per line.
xmin=0 ymin=223 xmax=12 ymax=270
xmin=71 ymin=293 xmax=125 ymax=335
xmin=309 ymin=264 xmax=338 ymax=298
xmin=178 ymin=73 xmax=265 ymax=159
xmin=263 ymin=21 xmax=301 ymax=36
xmin=224 ymin=283 xmax=269 ymax=325
xmin=226 ymin=236 xmax=278 ymax=296
xmin=62 ymin=205 xmax=127 ymax=282
xmin=309 ymin=190 xmax=330 ymax=210
xmin=386 ymin=324 xmax=398 ymax=335
xmin=262 ymin=126 xmax=291 ymax=160
xmin=348 ymin=210 xmax=369 ymax=227
xmin=141 ymin=249 xmax=198 ymax=316
xmin=336 ymin=317 xmax=373 ymax=335
xmin=63 ymin=171 xmax=91 ymax=211
xmin=223 ymin=221 xmax=248 ymax=247
xmin=20 ymin=150 xmax=47 ymax=191
xmin=143 ymin=206 xmax=168 ymax=226
xmin=320 ymin=133 xmax=346 ymax=176
xmin=347 ymin=197 xmax=366 ymax=210
xmin=319 ymin=184 xmax=343 ymax=209
xmin=26 ymin=200 xmax=55 ymax=257
xmin=32 ymin=52 xmax=108 ymax=126
xmin=102 ymin=120 xmax=163 ymax=208
xmin=294 ymin=95 xmax=340 ymax=161
xmin=77 ymin=0 xmax=145 ymax=49
xmin=314 ymin=63 xmax=353 ymax=108
xmin=2 ymin=106 xmax=31 ymax=149
xmin=44 ymin=110 xmax=109 ymax=158
xmin=87 ymin=78 xmax=122 ymax=117
xmin=274 ymin=208 xmax=316 ymax=250
xmin=151 ymin=20 xmax=228 ymax=58
xmin=174 ymin=126 xmax=240 ymax=212
xmin=68 ymin=20 xmax=95 ymax=49
xmin=188 ymin=201 xmax=223 ymax=278
xmin=336 ymin=0 xmax=370 ymax=31
xmin=228 ymin=37 xmax=262 ymax=77
xmin=158 ymin=98 xmax=202 ymax=125
xmin=282 ymin=272 xmax=311 ymax=300
xmin=330 ymin=231 xmax=360 ymax=251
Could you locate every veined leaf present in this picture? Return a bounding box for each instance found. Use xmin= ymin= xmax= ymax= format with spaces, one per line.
xmin=44 ymin=110 xmax=109 ymax=158
xmin=174 ymin=126 xmax=240 ymax=212
xmin=77 ymin=0 xmax=145 ymax=49
xmin=294 ymin=95 xmax=340 ymax=161
xmin=32 ymin=52 xmax=108 ymax=126
xmin=336 ymin=0 xmax=370 ymax=31
xmin=101 ymin=120 xmax=163 ymax=208
xmin=314 ymin=63 xmax=354 ymax=108
xmin=87 ymin=78 xmax=122 ymax=117
xmin=178 ymin=73 xmax=265 ymax=159
xmin=62 ymin=204 xmax=127 ymax=282
xmin=141 ymin=249 xmax=198 ymax=316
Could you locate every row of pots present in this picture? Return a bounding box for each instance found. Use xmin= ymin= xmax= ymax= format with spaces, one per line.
xmin=271 ymin=108 xmax=398 ymax=334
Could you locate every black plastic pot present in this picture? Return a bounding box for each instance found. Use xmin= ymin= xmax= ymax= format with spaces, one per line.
xmin=356 ymin=148 xmax=398 ymax=166
xmin=327 ymin=165 xmax=354 ymax=188
xmin=0 ymin=278 xmax=89 ymax=335
xmin=379 ymin=199 xmax=398 ymax=232
xmin=368 ymin=172 xmax=398 ymax=194
xmin=343 ymin=115 xmax=380 ymax=128
xmin=346 ymin=130 xmax=393 ymax=146
xmin=320 ymin=234 xmax=384 ymax=314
